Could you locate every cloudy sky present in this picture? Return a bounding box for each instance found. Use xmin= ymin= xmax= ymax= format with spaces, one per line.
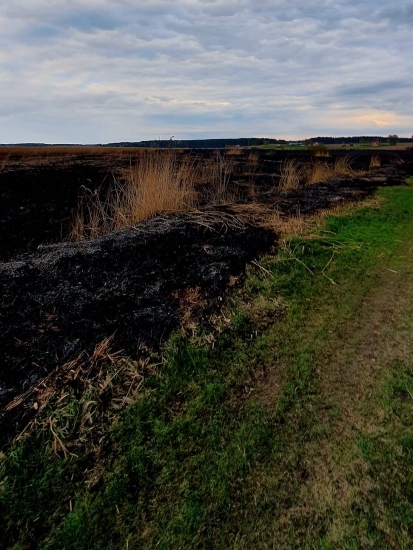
xmin=1 ymin=0 xmax=412 ymax=143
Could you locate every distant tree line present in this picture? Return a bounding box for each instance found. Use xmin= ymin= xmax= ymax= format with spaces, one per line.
xmin=105 ymin=138 xmax=285 ymax=149
xmin=105 ymin=135 xmax=412 ymax=148
xmin=4 ymin=135 xmax=412 ymax=149
xmin=309 ymin=136 xmax=412 ymax=145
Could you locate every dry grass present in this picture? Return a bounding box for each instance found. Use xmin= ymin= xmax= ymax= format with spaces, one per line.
xmin=69 ymin=150 xmax=239 ymax=240
xmin=0 ymin=146 xmax=151 ymax=171
xmin=369 ymin=154 xmax=381 ymax=169
xmin=247 ymin=150 xmax=260 ymax=164
xmin=279 ymin=159 xmax=306 ymax=189
xmin=172 ymin=286 xmax=207 ymax=330
xmin=201 ymin=152 xmax=235 ymax=203
xmin=306 ymin=156 xmax=363 ymax=185
xmin=230 ymin=202 xmax=309 ymax=237
xmin=69 ymin=152 xmax=197 ymax=241
xmin=0 ymin=146 xmax=124 ymax=159
xmin=226 ymin=147 xmax=243 ymax=156
xmin=308 ymin=144 xmax=330 ymax=157
xmin=6 ymin=335 xmax=149 ymax=487
xmin=0 ymin=152 xmax=10 ymax=171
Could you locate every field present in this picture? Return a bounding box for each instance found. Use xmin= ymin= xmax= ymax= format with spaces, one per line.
xmin=0 ymin=147 xmax=413 ymax=548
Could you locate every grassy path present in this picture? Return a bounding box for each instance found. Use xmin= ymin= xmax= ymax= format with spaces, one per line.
xmin=1 ymin=182 xmax=412 ymax=549
xmin=237 ymin=183 xmax=413 ymax=549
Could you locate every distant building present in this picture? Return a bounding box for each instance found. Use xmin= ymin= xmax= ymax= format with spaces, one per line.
xmin=371 ymin=141 xmax=379 ymax=146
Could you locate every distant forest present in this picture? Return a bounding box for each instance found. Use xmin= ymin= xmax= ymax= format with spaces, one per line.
xmin=106 ymin=136 xmax=413 ymax=148
xmin=309 ymin=136 xmax=412 ymax=144
xmin=3 ymin=136 xmax=412 ymax=148
xmin=106 ymin=138 xmax=281 ymax=148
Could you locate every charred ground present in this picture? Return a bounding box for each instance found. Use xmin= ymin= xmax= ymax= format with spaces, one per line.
xmin=0 ymin=147 xmax=412 ymax=448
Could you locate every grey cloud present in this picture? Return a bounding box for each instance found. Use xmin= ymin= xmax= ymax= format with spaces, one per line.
xmin=1 ymin=0 xmax=412 ymax=142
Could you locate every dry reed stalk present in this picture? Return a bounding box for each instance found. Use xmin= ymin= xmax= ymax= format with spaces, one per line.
xmin=306 ymin=156 xmax=363 ymax=185
xmin=369 ymin=154 xmax=381 ymax=169
xmin=279 ymin=159 xmax=305 ymax=189
xmin=226 ymin=147 xmax=243 ymax=156
xmin=203 ymin=152 xmax=234 ymax=203
xmin=69 ymin=152 xmax=197 ymax=241
xmin=247 ymin=150 xmax=260 ymax=164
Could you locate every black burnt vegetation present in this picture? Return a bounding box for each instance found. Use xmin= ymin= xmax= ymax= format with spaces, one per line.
xmin=1 ymin=147 xmax=412 ymax=443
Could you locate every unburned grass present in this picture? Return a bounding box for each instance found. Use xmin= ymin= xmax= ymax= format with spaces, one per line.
xmin=279 ymin=158 xmax=306 ymax=189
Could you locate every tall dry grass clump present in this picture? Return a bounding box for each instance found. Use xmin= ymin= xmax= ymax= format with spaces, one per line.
xmin=279 ymin=159 xmax=306 ymax=189
xmin=202 ymin=152 xmax=234 ymax=203
xmin=369 ymin=154 xmax=381 ymax=169
xmin=306 ymin=156 xmax=363 ymax=185
xmin=69 ymin=152 xmax=197 ymax=241
xmin=226 ymin=147 xmax=243 ymax=157
xmin=307 ymin=144 xmax=330 ymax=157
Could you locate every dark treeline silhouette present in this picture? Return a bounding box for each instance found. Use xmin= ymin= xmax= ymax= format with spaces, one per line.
xmin=2 ymin=136 xmax=412 ymax=149
xmin=309 ymin=136 xmax=412 ymax=145
xmin=106 ymin=138 xmax=284 ymax=148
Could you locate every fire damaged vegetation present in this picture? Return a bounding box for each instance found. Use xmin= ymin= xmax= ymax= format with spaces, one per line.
xmin=0 ymin=211 xmax=274 ymax=444
xmin=0 ymin=146 xmax=412 ymax=451
xmin=1 ymin=181 xmax=413 ymax=550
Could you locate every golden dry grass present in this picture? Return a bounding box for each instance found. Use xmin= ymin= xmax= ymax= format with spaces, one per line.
xmin=0 ymin=146 xmax=152 ymax=170
xmin=308 ymin=144 xmax=330 ymax=157
xmin=247 ymin=150 xmax=260 ymax=164
xmin=369 ymin=154 xmax=381 ymax=169
xmin=200 ymin=152 xmax=235 ymax=203
xmin=69 ymin=152 xmax=197 ymax=241
xmin=279 ymin=159 xmax=306 ymax=189
xmin=226 ymin=147 xmax=243 ymax=156
xmin=306 ymin=156 xmax=363 ymax=185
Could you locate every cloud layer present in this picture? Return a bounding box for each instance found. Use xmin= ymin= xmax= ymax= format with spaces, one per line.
xmin=1 ymin=0 xmax=412 ymax=142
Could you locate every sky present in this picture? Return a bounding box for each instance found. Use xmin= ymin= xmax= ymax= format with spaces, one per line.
xmin=1 ymin=0 xmax=413 ymax=143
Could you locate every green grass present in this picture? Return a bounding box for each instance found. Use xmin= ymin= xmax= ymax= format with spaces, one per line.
xmin=1 ymin=181 xmax=413 ymax=549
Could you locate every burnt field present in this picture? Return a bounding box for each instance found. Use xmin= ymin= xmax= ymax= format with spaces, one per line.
xmin=0 ymin=146 xmax=412 ymax=447
xmin=1 ymin=146 xmax=412 ymax=260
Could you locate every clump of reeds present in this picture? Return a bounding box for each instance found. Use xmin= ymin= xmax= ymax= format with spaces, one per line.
xmin=226 ymin=147 xmax=243 ymax=156
xmin=369 ymin=154 xmax=381 ymax=169
xmin=307 ymin=144 xmax=330 ymax=157
xmin=247 ymin=150 xmax=260 ymax=164
xmin=306 ymin=156 xmax=362 ymax=185
xmin=69 ymin=152 xmax=197 ymax=241
xmin=279 ymin=159 xmax=306 ymax=189
xmin=202 ymin=152 xmax=235 ymax=203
